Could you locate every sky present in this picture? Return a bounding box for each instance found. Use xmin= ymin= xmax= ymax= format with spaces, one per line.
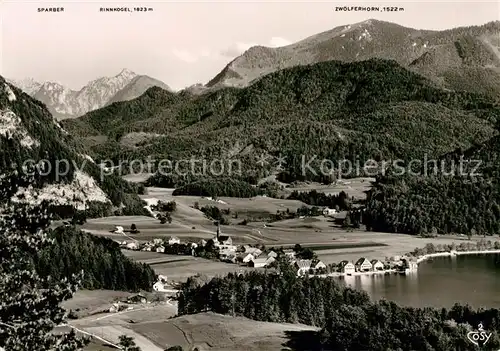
xmin=1 ymin=0 xmax=499 ymax=91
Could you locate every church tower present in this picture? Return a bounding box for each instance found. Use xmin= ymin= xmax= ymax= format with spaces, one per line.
xmin=216 ymin=221 xmax=220 ymax=241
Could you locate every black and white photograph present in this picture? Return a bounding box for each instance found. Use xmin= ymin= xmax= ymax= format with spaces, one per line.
xmin=1 ymin=0 xmax=500 ymax=350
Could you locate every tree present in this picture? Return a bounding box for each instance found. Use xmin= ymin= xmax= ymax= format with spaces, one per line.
xmin=118 ymin=335 xmax=141 ymax=351
xmin=0 ymin=168 xmax=88 ymax=350
xmin=297 ymin=248 xmax=316 ymax=260
xmin=165 ymin=346 xmax=183 ymax=351
xmin=343 ymin=213 xmax=352 ymax=228
xmin=131 ymin=223 xmax=138 ymax=233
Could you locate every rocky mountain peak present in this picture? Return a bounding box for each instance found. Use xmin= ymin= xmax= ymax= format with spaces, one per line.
xmin=9 ymin=69 xmax=167 ymax=120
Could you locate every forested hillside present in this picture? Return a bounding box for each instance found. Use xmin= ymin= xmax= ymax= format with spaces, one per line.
xmin=64 ymin=59 xmax=499 ymax=185
xmin=364 ymin=135 xmax=500 ymax=236
xmin=33 ymin=226 xmax=156 ymax=291
xmin=178 ymin=266 xmax=500 ymax=350
xmin=0 ymin=76 xmax=148 ymax=217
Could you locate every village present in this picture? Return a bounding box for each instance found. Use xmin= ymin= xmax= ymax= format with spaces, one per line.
xmin=115 ymin=220 xmax=420 ymax=285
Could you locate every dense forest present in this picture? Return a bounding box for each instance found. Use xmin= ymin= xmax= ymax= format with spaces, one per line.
xmin=363 ymin=135 xmax=500 ymax=236
xmin=172 ymin=178 xmax=260 ymax=198
xmin=178 ymin=265 xmax=500 ymax=350
xmin=33 ymin=226 xmax=156 ymax=291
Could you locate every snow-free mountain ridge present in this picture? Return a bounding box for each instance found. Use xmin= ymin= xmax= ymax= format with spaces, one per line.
xmin=206 ymin=19 xmax=500 ymax=99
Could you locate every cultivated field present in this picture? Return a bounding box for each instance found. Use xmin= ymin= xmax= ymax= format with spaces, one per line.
xmin=79 ymin=311 xmax=319 ymax=351
xmin=62 ymin=290 xmax=132 ymax=318
xmin=121 ymin=252 xmax=264 ymax=282
xmin=74 ymin=175 xmax=493 ymax=283
xmin=81 ymin=184 xmax=487 ymax=275
xmin=285 ymin=177 xmax=375 ymax=200
xmin=69 ymin=301 xmax=177 ymax=350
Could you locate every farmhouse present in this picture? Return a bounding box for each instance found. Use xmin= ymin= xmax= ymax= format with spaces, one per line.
xmin=114 ymin=226 xmax=124 ymax=234
xmin=322 ymin=208 xmax=337 ymax=217
xmin=339 ymin=260 xmax=355 ymax=275
xmin=126 ymin=242 xmax=138 ymax=250
xmin=153 ymin=281 xmax=168 ymax=292
xmin=371 ymin=259 xmax=385 ymax=271
xmin=355 ymin=258 xmax=373 ymax=272
xmin=294 ymin=259 xmax=312 ymax=276
xmin=168 ymin=236 xmax=181 ymax=245
xmin=156 ymin=246 xmax=165 ymax=253
xmin=312 ymin=260 xmax=327 ymax=271
xmin=238 ymin=253 xmax=255 ymax=264
xmin=401 ymin=258 xmax=418 ymax=272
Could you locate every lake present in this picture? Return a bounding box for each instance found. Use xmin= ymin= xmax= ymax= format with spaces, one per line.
xmin=340 ymin=254 xmax=500 ymax=308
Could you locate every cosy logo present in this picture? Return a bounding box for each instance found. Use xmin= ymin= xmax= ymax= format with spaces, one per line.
xmin=467 ymin=323 xmax=492 ymax=347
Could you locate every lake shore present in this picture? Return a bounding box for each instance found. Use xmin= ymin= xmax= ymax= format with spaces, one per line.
xmin=415 ymin=249 xmax=500 ymax=264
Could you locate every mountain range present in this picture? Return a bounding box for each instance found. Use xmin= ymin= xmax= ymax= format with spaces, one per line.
xmin=205 ymin=19 xmax=500 ymax=100
xmin=8 ymin=19 xmax=500 ymax=121
xmin=7 ymin=69 xmax=171 ymax=120
xmin=63 ymin=58 xmax=500 ymax=183
xmin=4 ymin=17 xmax=500 ymax=235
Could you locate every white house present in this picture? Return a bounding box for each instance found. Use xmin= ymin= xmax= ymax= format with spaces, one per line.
xmin=239 ymin=253 xmax=255 ymax=264
xmin=153 ymin=281 xmax=168 ymax=292
xmin=126 ymin=242 xmax=138 ymax=250
xmin=168 ymin=236 xmax=181 ymax=245
xmin=371 ymin=260 xmax=385 ymax=271
xmin=355 ymin=258 xmax=373 ymax=272
xmin=156 ymin=246 xmax=165 ymax=253
xmin=267 ymin=251 xmax=278 ymax=259
xmin=114 ymin=226 xmax=124 ymax=234
xmin=339 ymin=260 xmax=355 ymax=275
xmin=322 ymin=208 xmax=337 ymax=217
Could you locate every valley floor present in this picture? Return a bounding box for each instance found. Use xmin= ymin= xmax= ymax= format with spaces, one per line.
xmin=76 ymin=309 xmax=319 ymax=351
